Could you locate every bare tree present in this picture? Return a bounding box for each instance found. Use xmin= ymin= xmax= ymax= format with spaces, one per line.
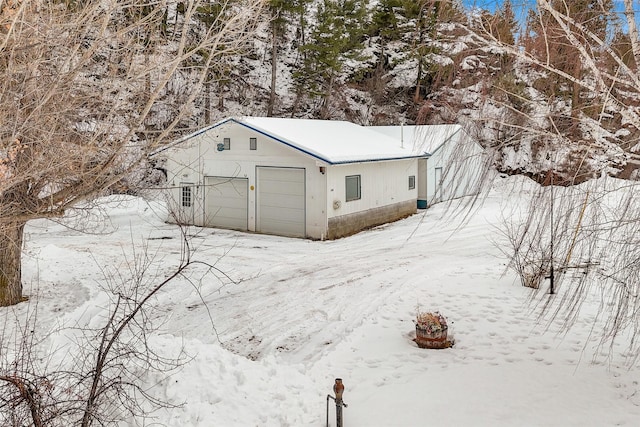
xmin=0 ymin=215 xmax=236 ymax=426
xmin=470 ymin=1 xmax=640 ymax=361
xmin=0 ymin=0 xmax=265 ymax=306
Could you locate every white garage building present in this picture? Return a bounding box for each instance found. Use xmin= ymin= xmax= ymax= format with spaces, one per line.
xmin=152 ymin=117 xmax=424 ymax=240
xmin=370 ymin=124 xmax=485 ymax=208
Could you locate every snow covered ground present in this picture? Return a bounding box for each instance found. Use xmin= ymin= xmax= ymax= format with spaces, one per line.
xmin=12 ymin=176 xmax=640 ymax=426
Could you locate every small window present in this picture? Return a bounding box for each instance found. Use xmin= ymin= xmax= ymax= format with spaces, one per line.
xmin=223 ymin=137 xmax=231 ymax=150
xmin=345 ymin=175 xmax=361 ymax=202
xmin=249 ymin=137 xmax=257 ymax=150
xmin=181 ymin=186 xmax=192 ymax=207
xmin=409 ymin=175 xmax=416 ymax=190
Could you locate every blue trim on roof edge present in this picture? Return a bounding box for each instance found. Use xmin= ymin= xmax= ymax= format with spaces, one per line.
xmin=149 ymin=118 xmax=235 ymax=157
xmin=236 ymin=120 xmax=426 ymax=165
xmin=234 ymin=120 xmax=334 ymax=163
xmin=151 ymin=117 xmax=428 ymax=164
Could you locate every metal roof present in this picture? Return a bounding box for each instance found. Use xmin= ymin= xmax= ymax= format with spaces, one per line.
xmin=152 ymin=117 xmax=428 ymax=165
xmin=369 ymin=124 xmax=464 ymax=156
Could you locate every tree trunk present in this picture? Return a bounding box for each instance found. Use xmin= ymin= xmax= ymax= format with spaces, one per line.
xmin=414 ymin=26 xmax=425 ymax=104
xmin=291 ymin=88 xmax=302 ymax=116
xmin=374 ymin=44 xmax=386 ymax=102
xmin=414 ymin=60 xmax=423 ymax=104
xmin=0 ymin=222 xmax=26 ymax=306
xmin=204 ymin=78 xmax=211 ymax=125
xmin=571 ymin=56 xmax=582 ymax=118
xmin=218 ymin=81 xmax=225 ymax=111
xmin=268 ymin=23 xmax=278 ymax=117
xmin=320 ymin=74 xmax=334 ymax=119
xmin=623 ymin=0 xmax=640 ymax=69
xmin=299 ymin=12 xmax=306 ymax=61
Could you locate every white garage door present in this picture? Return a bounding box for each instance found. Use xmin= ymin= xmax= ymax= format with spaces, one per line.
xmin=204 ymin=176 xmax=248 ymax=231
xmin=256 ymin=167 xmax=305 ymax=237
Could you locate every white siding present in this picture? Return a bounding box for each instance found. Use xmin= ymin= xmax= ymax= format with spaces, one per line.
xmin=326 ymin=160 xmax=418 ymax=220
xmin=163 ymin=139 xmax=206 ymax=226
xmin=162 ymin=122 xmax=327 ymax=239
xmin=425 ymin=134 xmax=485 ymax=206
xmin=159 ymin=120 xmax=425 ymax=239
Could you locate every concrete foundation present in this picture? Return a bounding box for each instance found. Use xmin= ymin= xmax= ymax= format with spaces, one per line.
xmin=327 ymin=199 xmax=416 ymax=240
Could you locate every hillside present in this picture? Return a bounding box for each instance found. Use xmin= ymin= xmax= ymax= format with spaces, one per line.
xmin=175 ymin=0 xmax=639 ymax=187
xmin=5 ymin=3 xmax=640 ymax=425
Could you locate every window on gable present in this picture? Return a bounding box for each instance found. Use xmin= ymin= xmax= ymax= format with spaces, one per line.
xmin=250 ymin=137 xmax=257 ymax=150
xmin=409 ymin=175 xmax=416 ymax=190
xmin=223 ymin=137 xmax=231 ymax=150
xmin=345 ymin=175 xmax=361 ymax=202
xmin=181 ymin=185 xmax=193 ymax=207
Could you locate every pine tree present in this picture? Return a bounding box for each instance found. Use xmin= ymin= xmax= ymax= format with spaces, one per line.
xmin=611 ymin=30 xmax=637 ymax=71
xmin=525 ymin=0 xmax=614 ymax=117
xmin=193 ymin=2 xmax=238 ymax=119
xmin=367 ymin=0 xmax=403 ymax=102
xmin=267 ymin=0 xmax=312 ymax=116
xmin=371 ymin=0 xmax=403 ymax=43
xmin=495 ymin=0 xmax=517 ymax=45
xmin=295 ymin=0 xmax=368 ymax=118
xmin=478 ymin=0 xmax=518 ymax=71
xmin=398 ymin=0 xmax=464 ymax=103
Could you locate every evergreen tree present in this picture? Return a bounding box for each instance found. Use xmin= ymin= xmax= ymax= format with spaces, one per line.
xmin=267 ymin=0 xmax=312 ymax=116
xmin=398 ymin=0 xmax=464 ymax=103
xmin=476 ymin=0 xmax=518 ymax=71
xmin=525 ymin=0 xmax=614 ymax=117
xmin=193 ymin=1 xmax=239 ymax=118
xmin=371 ymin=0 xmax=403 ymax=43
xmin=494 ymin=0 xmax=517 ymax=45
xmin=611 ymin=29 xmax=637 ymax=71
xmin=295 ymin=0 xmax=368 ymax=118
xmin=367 ymin=0 xmax=403 ymax=102
xmin=401 ymin=0 xmax=438 ymax=103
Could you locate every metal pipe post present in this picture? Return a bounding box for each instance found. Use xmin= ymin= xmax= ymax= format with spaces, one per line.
xmin=326 ymin=378 xmax=348 ymax=427
xmin=326 ymin=394 xmax=333 ymax=427
xmin=333 ymin=378 xmax=347 ymax=427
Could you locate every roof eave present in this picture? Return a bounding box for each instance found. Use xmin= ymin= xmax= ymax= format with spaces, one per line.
xmin=428 ymin=127 xmax=462 ymax=156
xmin=150 ymin=117 xmax=430 ymax=163
xmin=148 ymin=117 xmax=236 ymax=157
xmin=234 ymin=119 xmax=336 ymax=164
xmin=237 ymin=119 xmax=424 ymax=165
xmin=329 ymin=154 xmax=428 ymax=165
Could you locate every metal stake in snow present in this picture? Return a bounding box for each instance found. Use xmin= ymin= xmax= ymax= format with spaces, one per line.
xmin=549 ymin=170 xmax=555 ymax=295
xmin=326 ymin=378 xmax=348 ymax=427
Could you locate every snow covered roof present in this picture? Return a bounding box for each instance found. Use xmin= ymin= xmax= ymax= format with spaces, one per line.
xmin=153 ymin=117 xmax=426 ymax=165
xmin=369 ymin=124 xmax=464 ymax=155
